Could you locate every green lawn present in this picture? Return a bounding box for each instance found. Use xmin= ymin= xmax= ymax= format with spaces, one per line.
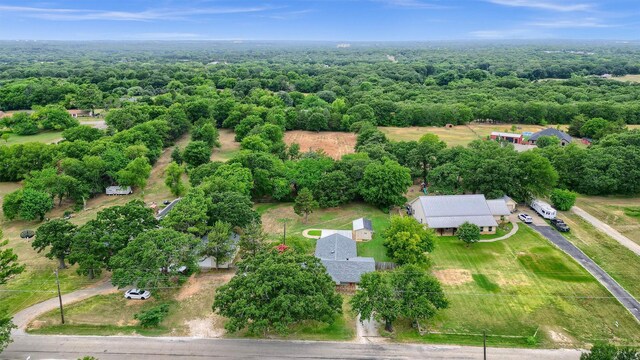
xmin=395 ymin=226 xmax=640 ymax=348
xmin=575 ymin=195 xmax=640 ymax=245
xmin=2 ymin=131 xmax=63 ymax=145
xmin=307 ymin=229 xmax=321 ymax=236
xmin=561 ymin=212 xmax=640 ymax=299
xmin=260 ymin=202 xmax=392 ymax=261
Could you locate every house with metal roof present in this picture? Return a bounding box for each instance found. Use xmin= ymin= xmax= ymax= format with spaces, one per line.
xmin=352 ymin=217 xmax=373 ymax=241
xmin=528 ymin=128 xmax=573 ymax=146
xmin=409 ymin=194 xmax=510 ymax=236
xmin=490 ymin=131 xmax=523 ymax=144
xmin=314 ymin=233 xmax=375 ymax=286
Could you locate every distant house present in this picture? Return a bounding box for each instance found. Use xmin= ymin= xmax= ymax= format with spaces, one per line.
xmin=581 ymin=138 xmax=593 ymax=146
xmin=315 ymin=234 xmax=375 ymax=288
xmin=352 ymin=218 xmax=373 ymax=241
xmin=67 ymin=109 xmax=91 ymax=118
xmin=105 ymin=186 xmax=132 ymax=195
xmin=528 ymin=128 xmax=573 ymax=146
xmin=409 ymin=195 xmax=511 ymax=236
xmin=198 ymin=233 xmax=240 ymax=269
xmin=490 ymin=132 xmax=523 ymax=144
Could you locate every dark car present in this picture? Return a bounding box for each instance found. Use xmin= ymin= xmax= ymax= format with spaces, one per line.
xmin=550 ymin=219 xmax=570 ymax=232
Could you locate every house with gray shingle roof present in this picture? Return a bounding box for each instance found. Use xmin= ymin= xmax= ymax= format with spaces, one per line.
xmin=315 ymin=233 xmax=375 ymax=286
xmin=528 ymin=128 xmax=573 ymax=146
xmin=409 ymin=194 xmax=510 ymax=236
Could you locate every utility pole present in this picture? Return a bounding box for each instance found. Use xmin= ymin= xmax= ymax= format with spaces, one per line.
xmin=483 ymin=330 xmax=487 ymax=360
xmin=54 ymin=269 xmax=65 ymax=324
xmin=283 ymin=222 xmax=287 ymax=245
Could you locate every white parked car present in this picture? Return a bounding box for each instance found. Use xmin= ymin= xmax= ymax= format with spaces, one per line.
xmin=518 ymin=213 xmax=533 ymax=224
xmin=124 ymin=289 xmax=151 ymax=300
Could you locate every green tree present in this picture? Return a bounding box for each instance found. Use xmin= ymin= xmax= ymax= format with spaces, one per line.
xmin=408 ymin=134 xmax=447 ymax=181
xmin=33 ymin=104 xmax=79 ymax=130
xmin=134 ymin=304 xmax=170 ymax=328
xmin=192 ymin=122 xmax=220 ymax=148
xmin=238 ymin=220 xmax=268 ymax=257
xmin=69 ymin=200 xmax=158 ymax=279
xmin=351 ymin=265 xmax=447 ymax=333
xmin=62 ymin=125 xmax=103 ymax=142
xmin=161 ymin=188 xmax=210 ymax=237
xmin=580 ymin=343 xmax=638 ymax=360
xmin=111 ymin=228 xmax=200 ymax=289
xmin=550 ymin=188 xmax=577 ymax=211
xmin=183 ymin=141 xmax=212 ymax=167
xmin=3 ymin=189 xmax=54 ymax=221
xmin=383 ymin=216 xmax=435 ymax=265
xmin=536 ymin=135 xmax=561 ymax=148
xmin=313 ymin=170 xmax=355 ymax=208
xmin=359 ymin=160 xmax=412 ymax=211
xmin=201 ymin=221 xmax=234 ymax=269
xmin=116 ymin=157 xmax=151 ymax=190
xmin=516 ymin=151 xmax=558 ymax=201
xmin=293 ymin=188 xmax=318 ymax=223
xmin=456 ymin=221 xmax=481 ymax=246
xmin=1 ymin=133 xmax=10 ymax=143
xmin=208 ymin=191 xmax=260 ymax=229
xmin=75 ymin=84 xmax=103 ymax=115
xmin=213 ymin=250 xmax=342 ymax=334
xmin=164 ymin=161 xmax=186 ymax=197
xmin=33 ymin=219 xmax=77 ymax=269
xmin=171 ymin=146 xmax=183 ymax=165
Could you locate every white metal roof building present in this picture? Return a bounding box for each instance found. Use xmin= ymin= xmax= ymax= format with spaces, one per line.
xmin=410 ymin=194 xmax=509 ymax=235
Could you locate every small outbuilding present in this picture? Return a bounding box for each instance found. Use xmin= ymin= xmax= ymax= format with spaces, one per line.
xmin=352 ymin=218 xmax=373 ymax=241
xmin=490 ymin=131 xmax=523 ymax=144
xmin=67 ymin=109 xmax=91 ymax=118
xmin=105 ymin=186 xmax=133 ymax=195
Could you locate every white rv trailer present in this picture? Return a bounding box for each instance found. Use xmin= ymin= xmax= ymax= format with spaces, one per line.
xmin=530 ymin=199 xmax=557 ymax=219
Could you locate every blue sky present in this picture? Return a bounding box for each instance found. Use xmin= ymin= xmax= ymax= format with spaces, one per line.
xmin=0 ymin=0 xmax=638 ymax=41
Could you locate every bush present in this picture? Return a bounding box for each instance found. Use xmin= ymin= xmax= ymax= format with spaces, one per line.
xmin=550 ymin=189 xmax=577 ymax=211
xmin=456 ymin=221 xmax=480 ymax=246
xmin=134 ymin=304 xmax=170 ymax=328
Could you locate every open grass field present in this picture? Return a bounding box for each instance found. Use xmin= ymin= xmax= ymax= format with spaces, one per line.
xmin=612 ymin=75 xmax=640 ymax=83
xmin=561 ymin=212 xmax=640 ymax=300
xmin=575 ymin=196 xmax=640 ymax=245
xmin=284 ymin=130 xmax=356 ymax=159
xmin=380 ymin=124 xmax=569 ymax=147
xmin=395 ymin=226 xmax=640 ymax=348
xmin=1 ymin=131 xmax=63 ymax=145
xmin=258 ymin=202 xmax=392 ymax=262
xmin=211 ymin=129 xmax=241 ymax=162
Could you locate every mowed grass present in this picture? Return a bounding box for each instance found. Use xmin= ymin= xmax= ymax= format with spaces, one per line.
xmin=561 ymin=212 xmax=640 ymax=299
xmin=612 ymin=75 xmax=640 ymax=83
xmin=259 ymin=202 xmax=392 ymax=261
xmin=380 ymin=124 xmax=567 ymax=147
xmin=394 ymin=226 xmax=640 ymax=348
xmin=1 ymin=131 xmax=63 ymax=145
xmin=575 ymin=195 xmax=640 ymax=245
xmin=211 ymin=129 xmax=240 ymax=162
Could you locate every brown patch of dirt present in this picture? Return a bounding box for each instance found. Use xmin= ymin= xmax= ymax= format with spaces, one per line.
xmin=211 ymin=129 xmax=240 ymax=161
xmin=186 ymin=315 xmax=225 ymax=338
xmin=261 ymin=206 xmax=297 ymax=234
xmin=177 ymin=275 xmax=203 ymax=301
xmin=547 ymin=329 xmax=576 ymax=346
xmin=433 ymin=269 xmax=472 ymax=286
xmin=28 ymin=320 xmax=47 ymax=330
xmin=284 ymin=130 xmax=356 ymax=159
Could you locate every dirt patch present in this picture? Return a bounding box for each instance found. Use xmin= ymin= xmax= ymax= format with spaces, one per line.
xmin=211 ymin=129 xmax=240 ymax=162
xmin=433 ymin=269 xmax=472 ymax=286
xmin=547 ymin=329 xmax=576 ymax=346
xmin=186 ymin=315 xmax=225 ymax=338
xmin=284 ymin=130 xmax=356 ymax=159
xmin=177 ymin=275 xmax=202 ymax=301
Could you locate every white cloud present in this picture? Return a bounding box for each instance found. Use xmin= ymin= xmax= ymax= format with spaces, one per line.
xmin=528 ymin=18 xmax=612 ymax=28
xmin=486 ymin=0 xmax=592 ymax=12
xmin=0 ymin=5 xmax=272 ymax=22
xmin=373 ymin=0 xmax=450 ymax=9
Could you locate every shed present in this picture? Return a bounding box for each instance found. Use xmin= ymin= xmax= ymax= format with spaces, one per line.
xmin=490 ymin=131 xmax=523 ymax=144
xmin=486 ymin=199 xmax=511 ymax=223
xmin=67 ymin=109 xmax=91 ymax=118
xmin=105 ymin=186 xmax=132 ymax=195
xmin=352 ymin=218 xmax=373 ymax=241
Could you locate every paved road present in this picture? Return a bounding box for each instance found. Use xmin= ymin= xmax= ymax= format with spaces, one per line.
xmin=11 ymin=279 xmax=117 ymax=334
xmin=2 ymin=335 xmax=582 ymax=360
xmin=572 ymin=206 xmax=640 ymax=256
xmin=529 ymin=224 xmax=640 ymax=323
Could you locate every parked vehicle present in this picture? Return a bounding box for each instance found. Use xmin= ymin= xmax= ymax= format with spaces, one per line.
xmin=124 ymin=289 xmax=151 ymax=300
xmin=550 ymin=219 xmax=570 ymax=232
xmin=530 ymin=199 xmax=557 ymax=220
xmin=518 ymin=213 xmax=533 ymax=224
